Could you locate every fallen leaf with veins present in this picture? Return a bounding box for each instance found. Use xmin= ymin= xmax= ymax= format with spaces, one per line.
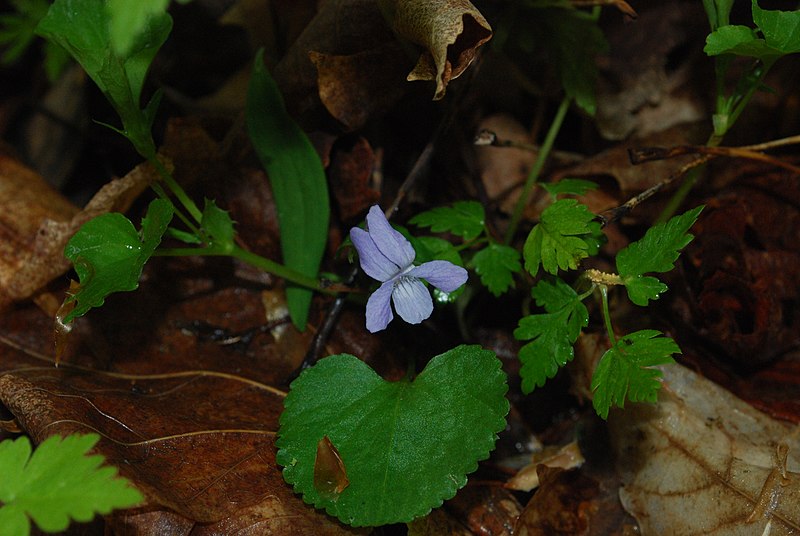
xmin=610 ymin=363 xmax=800 ymax=535
xmin=0 ymin=261 xmax=362 ymax=533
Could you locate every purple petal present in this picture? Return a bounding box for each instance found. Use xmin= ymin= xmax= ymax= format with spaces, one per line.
xmin=350 ymin=227 xmax=400 ymax=282
xmin=365 ymin=206 xmax=416 ymax=269
xmin=407 ymin=261 xmax=468 ymax=293
xmin=366 ymin=280 xmax=395 ymax=332
xmin=392 ymin=277 xmax=433 ymax=325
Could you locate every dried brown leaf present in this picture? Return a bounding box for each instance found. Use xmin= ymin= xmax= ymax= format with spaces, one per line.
xmin=610 ymin=364 xmax=800 ymax=535
xmin=378 ymin=0 xmax=492 ymax=100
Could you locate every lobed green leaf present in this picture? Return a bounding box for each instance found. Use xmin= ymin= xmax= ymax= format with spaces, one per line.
xmin=277 ymin=345 xmax=509 ymax=527
xmin=410 ymin=201 xmax=485 ymax=241
xmin=514 ymin=278 xmax=588 ymax=393
xmin=616 ymin=206 xmax=702 ymax=306
xmin=200 ymin=199 xmax=235 ymax=254
xmin=246 ymin=49 xmax=330 ymax=330
xmin=590 ymin=330 xmax=681 ymax=419
xmin=63 ymin=198 xmax=173 ymax=322
xmin=470 ymin=244 xmax=521 ymax=297
xmin=523 ymin=199 xmax=595 ymax=276
xmin=0 ymin=434 xmax=142 ymax=536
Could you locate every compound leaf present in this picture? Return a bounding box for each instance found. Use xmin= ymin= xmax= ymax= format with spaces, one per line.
xmin=514 ymin=278 xmax=588 ymax=393
xmin=523 ymin=199 xmax=595 ymax=276
xmin=590 ymin=330 xmax=681 ymax=419
xmin=470 ymin=244 xmax=521 ymax=296
xmin=63 ymin=198 xmax=173 ymax=322
xmin=616 ymin=206 xmax=702 ymax=306
xmin=410 ymin=201 xmax=485 ymax=241
xmin=277 ymin=345 xmax=509 ymax=527
xmin=0 ymin=434 xmax=142 ymax=536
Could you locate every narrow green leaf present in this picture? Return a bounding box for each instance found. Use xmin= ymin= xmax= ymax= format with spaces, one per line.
xmin=514 ymin=278 xmax=588 ymax=393
xmin=246 ymin=49 xmax=329 ymax=330
xmin=523 ymin=199 xmax=595 ymax=276
xmin=0 ymin=434 xmax=142 ymax=535
xmin=277 ymin=345 xmax=509 ymax=526
xmin=410 ymin=201 xmax=485 ymax=241
xmin=616 ymin=206 xmax=702 ymax=306
xmin=470 ymin=244 xmax=521 ymax=297
xmin=63 ymin=198 xmax=173 ymax=321
xmin=590 ymin=330 xmax=680 ymax=419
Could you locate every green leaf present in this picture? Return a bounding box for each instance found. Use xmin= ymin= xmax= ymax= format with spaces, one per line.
xmin=0 ymin=434 xmax=142 ymax=536
xmin=246 ymin=49 xmax=329 ymax=330
xmin=704 ymin=1 xmax=800 ymax=61
xmin=540 ymin=178 xmax=598 ymax=200
xmin=409 ymin=201 xmax=485 ymax=241
xmin=703 ymin=0 xmax=734 ymax=30
xmin=410 ymin=236 xmax=464 ymax=267
xmin=201 ymin=199 xmax=235 ymax=253
xmin=514 ymin=278 xmax=588 ymax=393
xmin=523 ymin=199 xmax=595 ymax=276
xmin=616 ymin=206 xmax=702 ymax=306
xmin=107 ymin=0 xmax=170 ymax=57
xmin=704 ymin=25 xmax=782 ymax=59
xmin=752 ymin=0 xmax=800 ymax=53
xmin=590 ymin=330 xmax=680 ymax=419
xmin=469 ymin=244 xmax=521 ymax=297
xmin=0 ymin=0 xmax=50 ymax=65
xmin=63 ymin=198 xmax=173 ymax=321
xmin=536 ymin=5 xmax=608 ymax=115
xmin=277 ymin=345 xmax=509 ymax=526
xmin=36 ymin=0 xmax=172 ymax=156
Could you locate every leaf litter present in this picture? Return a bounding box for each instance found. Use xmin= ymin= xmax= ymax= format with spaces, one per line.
xmin=1 ymin=0 xmax=800 ymax=534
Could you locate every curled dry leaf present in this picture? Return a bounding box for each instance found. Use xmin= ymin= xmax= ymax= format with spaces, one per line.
xmin=505 ymin=440 xmax=585 ymax=492
xmin=610 ymin=363 xmax=800 ymax=535
xmin=377 ymin=0 xmax=492 ymax=100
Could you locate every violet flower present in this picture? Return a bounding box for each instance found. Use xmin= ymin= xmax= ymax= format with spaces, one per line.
xmin=350 ymin=206 xmax=468 ymax=333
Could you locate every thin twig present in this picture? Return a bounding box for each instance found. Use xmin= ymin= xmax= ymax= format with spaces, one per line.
xmin=600 ymin=156 xmax=711 ymax=225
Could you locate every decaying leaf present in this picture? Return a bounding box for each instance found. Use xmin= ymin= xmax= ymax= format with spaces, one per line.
xmin=377 ymin=0 xmax=492 ymax=100
xmin=314 ymin=436 xmax=350 ymax=501
xmin=506 ymin=440 xmax=585 ymax=492
xmin=610 ymin=363 xmax=800 ymax=535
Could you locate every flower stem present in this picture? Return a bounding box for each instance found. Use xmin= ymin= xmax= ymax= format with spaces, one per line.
xmin=504 ymin=96 xmax=571 ymax=244
xmin=599 ymin=285 xmax=617 ymax=345
xmin=148 ymin=156 xmax=203 ymax=224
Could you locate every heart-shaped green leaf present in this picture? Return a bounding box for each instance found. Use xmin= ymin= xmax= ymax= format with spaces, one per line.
xmin=276 ymin=345 xmax=509 ymax=527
